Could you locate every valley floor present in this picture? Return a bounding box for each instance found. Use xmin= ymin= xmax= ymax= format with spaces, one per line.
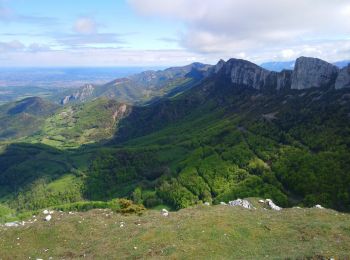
xmin=1 ymin=200 xmax=350 ymax=259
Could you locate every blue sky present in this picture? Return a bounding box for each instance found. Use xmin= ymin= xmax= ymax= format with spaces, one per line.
xmin=0 ymin=0 xmax=349 ymax=67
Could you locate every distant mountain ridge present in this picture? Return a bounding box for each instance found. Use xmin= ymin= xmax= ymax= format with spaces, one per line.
xmin=60 ymin=62 xmax=212 ymax=105
xmin=60 ymin=57 xmax=350 ymax=107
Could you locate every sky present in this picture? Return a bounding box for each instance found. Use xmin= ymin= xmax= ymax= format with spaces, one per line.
xmin=0 ymin=0 xmax=349 ymax=67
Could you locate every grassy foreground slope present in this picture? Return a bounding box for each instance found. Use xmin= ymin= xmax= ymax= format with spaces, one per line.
xmin=1 ymin=203 xmax=350 ymax=259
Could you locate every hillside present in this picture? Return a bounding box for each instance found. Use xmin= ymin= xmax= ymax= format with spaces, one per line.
xmin=33 ymin=98 xmax=129 ymax=148
xmin=0 ymin=56 xmax=349 ymax=220
xmin=1 ymin=203 xmax=350 ymax=259
xmin=0 ymin=97 xmax=59 ymax=140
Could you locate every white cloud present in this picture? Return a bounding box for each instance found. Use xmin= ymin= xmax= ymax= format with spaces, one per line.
xmin=73 ymin=17 xmax=98 ymax=34
xmin=0 ymin=40 xmax=24 ymax=51
xmin=128 ymin=0 xmax=350 ymax=62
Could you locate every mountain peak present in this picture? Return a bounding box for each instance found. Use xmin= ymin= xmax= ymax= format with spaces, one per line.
xmin=291 ymin=57 xmax=339 ymax=90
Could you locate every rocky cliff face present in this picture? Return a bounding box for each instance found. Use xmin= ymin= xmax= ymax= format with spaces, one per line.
xmin=214 ymin=56 xmax=346 ymax=91
xmin=61 ymin=84 xmax=95 ymax=105
xmin=214 ymin=58 xmax=292 ymax=91
xmin=291 ymin=57 xmax=339 ymax=90
xmin=335 ymin=65 xmax=350 ymax=89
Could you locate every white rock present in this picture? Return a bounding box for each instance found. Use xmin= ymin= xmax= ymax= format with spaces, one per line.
xmin=258 ymin=199 xmax=265 ymax=203
xmin=44 ymin=215 xmax=52 ymax=221
xmin=204 ymin=202 xmax=210 ymax=206
xmin=314 ymin=204 xmax=324 ymax=209
xmin=220 ymin=202 xmax=227 ymax=205
xmin=161 ymin=209 xmax=169 ymax=217
xmin=228 ymin=199 xmax=253 ymax=209
xmin=5 ymin=221 xmax=20 ymax=227
xmin=43 ymin=210 xmax=49 ymax=215
xmin=265 ymin=199 xmax=282 ymax=211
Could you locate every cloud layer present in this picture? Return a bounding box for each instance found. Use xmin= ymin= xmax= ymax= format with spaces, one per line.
xmin=129 ymin=0 xmax=350 ymax=62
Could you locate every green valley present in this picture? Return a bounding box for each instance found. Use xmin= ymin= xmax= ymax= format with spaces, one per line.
xmin=0 ymin=57 xmax=350 ymax=259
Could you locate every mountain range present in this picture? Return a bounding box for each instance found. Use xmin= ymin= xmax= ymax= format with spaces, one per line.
xmin=0 ymin=56 xmax=349 ymax=217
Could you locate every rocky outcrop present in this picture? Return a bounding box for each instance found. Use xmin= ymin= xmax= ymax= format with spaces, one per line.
xmin=291 ymin=57 xmax=339 ymax=90
xmin=335 ymin=65 xmax=350 ymax=89
xmin=218 ymin=59 xmax=273 ymax=90
xmin=265 ymin=199 xmax=282 ymax=211
xmin=61 ymin=84 xmax=95 ymax=105
xmin=214 ymin=58 xmax=292 ymax=91
xmin=228 ymin=199 xmax=254 ymax=209
xmin=214 ymin=57 xmax=349 ymax=91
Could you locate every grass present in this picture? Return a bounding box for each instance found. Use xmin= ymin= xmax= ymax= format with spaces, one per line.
xmin=0 ymin=201 xmax=350 ymax=259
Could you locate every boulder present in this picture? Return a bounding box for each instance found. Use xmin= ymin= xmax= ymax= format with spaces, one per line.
xmin=43 ymin=209 xmax=49 ymax=215
xmin=44 ymin=215 xmax=52 ymax=221
xmin=335 ymin=65 xmax=350 ymax=89
xmin=265 ymin=199 xmax=282 ymax=211
xmin=220 ymin=202 xmax=227 ymax=205
xmin=161 ymin=209 xmax=169 ymax=217
xmin=291 ymin=57 xmax=339 ymax=90
xmin=314 ymin=204 xmax=324 ymax=209
xmin=228 ymin=199 xmax=253 ymax=209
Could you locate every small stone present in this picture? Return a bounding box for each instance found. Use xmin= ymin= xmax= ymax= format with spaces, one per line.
xmin=4 ymin=221 xmax=20 ymax=227
xmin=43 ymin=210 xmax=49 ymax=215
xmin=204 ymin=202 xmax=210 ymax=206
xmin=314 ymin=204 xmax=324 ymax=209
xmin=220 ymin=202 xmax=227 ymax=205
xmin=161 ymin=209 xmax=169 ymax=217
xmin=44 ymin=215 xmax=52 ymax=222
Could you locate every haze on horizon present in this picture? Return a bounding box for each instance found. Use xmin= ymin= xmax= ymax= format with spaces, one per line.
xmin=0 ymin=0 xmax=349 ymax=67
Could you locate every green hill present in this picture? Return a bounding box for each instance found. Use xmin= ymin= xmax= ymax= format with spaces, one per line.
xmin=0 ymin=97 xmax=59 ymax=140
xmin=33 ymin=98 xmax=129 ymax=148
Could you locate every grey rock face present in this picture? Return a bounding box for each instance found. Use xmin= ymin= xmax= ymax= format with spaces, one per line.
xmin=225 ymin=59 xmax=272 ymax=90
xmin=61 ymin=84 xmax=95 ymax=105
xmin=214 ymin=58 xmax=292 ymax=91
xmin=276 ymin=70 xmax=292 ymax=90
xmin=335 ymin=65 xmax=350 ymax=89
xmin=214 ymin=59 xmax=226 ymax=74
xmin=291 ymin=57 xmax=339 ymax=90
